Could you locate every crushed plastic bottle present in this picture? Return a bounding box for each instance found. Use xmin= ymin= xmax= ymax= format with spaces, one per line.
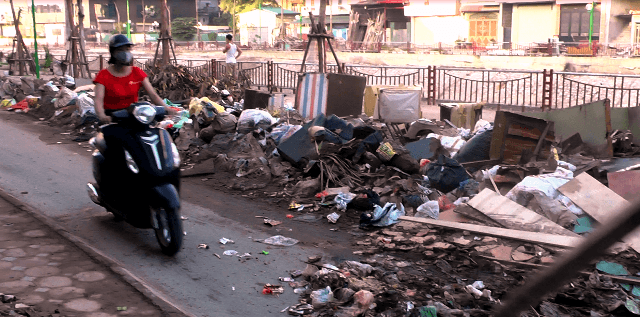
xmin=327 ymin=212 xmax=340 ymax=223
xmin=261 ymin=235 xmax=299 ymax=246
xmin=334 ymin=192 xmax=356 ymax=211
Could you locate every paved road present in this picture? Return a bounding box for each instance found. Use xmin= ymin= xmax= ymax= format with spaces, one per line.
xmin=0 ymin=111 xmax=356 ymax=316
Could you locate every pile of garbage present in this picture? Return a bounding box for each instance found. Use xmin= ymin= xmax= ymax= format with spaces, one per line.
xmin=0 ymin=65 xmax=236 ymax=143
xmin=3 ymin=71 xmax=640 ymax=316
xmin=160 ymin=100 xmax=640 ymax=315
xmin=145 ymin=63 xmax=219 ymax=101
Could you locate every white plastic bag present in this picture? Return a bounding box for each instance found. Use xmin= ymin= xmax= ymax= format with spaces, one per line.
xmin=506 ymin=167 xmax=585 ymax=218
xmin=77 ymin=93 xmax=95 ymax=117
xmin=427 ymin=133 xmax=466 ymax=156
xmin=415 ymin=201 xmax=440 ymax=219
xmin=482 ymin=165 xmax=501 ymax=181
xmin=54 ymin=87 xmax=77 ymax=109
xmin=44 ymin=81 xmax=59 ymax=93
xmin=370 ymin=202 xmax=405 ymax=227
xmin=236 ymin=109 xmax=277 ymax=134
xmin=311 ymin=286 xmax=335 ymax=307
xmin=261 ymin=235 xmax=299 ymax=246
xmin=268 ymin=124 xmax=302 ymax=144
xmin=64 ymin=75 xmax=75 ymax=88
xmin=334 ymin=192 xmax=357 ymax=211
xmin=473 ymin=119 xmax=492 ymax=134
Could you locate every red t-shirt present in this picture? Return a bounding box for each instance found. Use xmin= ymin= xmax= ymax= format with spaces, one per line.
xmin=93 ymin=66 xmax=148 ymax=110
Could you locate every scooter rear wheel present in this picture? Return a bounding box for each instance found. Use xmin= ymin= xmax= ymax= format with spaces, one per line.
xmin=153 ymin=206 xmax=183 ymax=256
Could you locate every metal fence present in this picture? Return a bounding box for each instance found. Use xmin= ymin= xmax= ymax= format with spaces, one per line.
xmin=62 ymin=54 xmax=640 ymax=110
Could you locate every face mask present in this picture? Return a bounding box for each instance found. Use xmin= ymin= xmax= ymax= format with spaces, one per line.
xmin=113 ymin=51 xmax=133 ymax=65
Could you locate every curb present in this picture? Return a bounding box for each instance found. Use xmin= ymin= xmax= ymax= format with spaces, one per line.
xmin=0 ymin=187 xmax=197 ymax=317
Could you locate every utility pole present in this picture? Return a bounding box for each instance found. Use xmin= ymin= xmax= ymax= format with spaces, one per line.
xmin=31 ymin=0 xmax=39 ymax=78
xmin=587 ymin=2 xmax=595 ymax=44
xmin=128 ymin=2 xmax=132 ymax=38
xmin=232 ymin=0 xmax=236 ymax=40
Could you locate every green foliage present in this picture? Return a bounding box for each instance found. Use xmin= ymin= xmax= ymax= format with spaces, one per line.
xmin=172 ymin=17 xmax=197 ymax=41
xmin=207 ymin=32 xmax=218 ymax=41
xmin=209 ymin=12 xmax=232 ymax=27
xmin=43 ymin=45 xmax=52 ymax=68
xmin=218 ymin=0 xmax=281 ymax=15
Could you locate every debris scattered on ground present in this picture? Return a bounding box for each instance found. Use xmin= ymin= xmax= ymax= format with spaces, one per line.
xmin=4 ymin=69 xmax=640 ymax=317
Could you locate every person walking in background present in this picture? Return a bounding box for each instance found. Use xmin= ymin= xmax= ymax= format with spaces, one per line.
xmin=222 ymin=34 xmax=242 ymax=81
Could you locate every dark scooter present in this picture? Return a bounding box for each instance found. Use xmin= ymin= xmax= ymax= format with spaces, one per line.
xmin=86 ymin=102 xmax=183 ymax=255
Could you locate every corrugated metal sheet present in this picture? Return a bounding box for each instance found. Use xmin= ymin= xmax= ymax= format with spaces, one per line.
xmin=297 ymin=73 xmax=329 ymax=120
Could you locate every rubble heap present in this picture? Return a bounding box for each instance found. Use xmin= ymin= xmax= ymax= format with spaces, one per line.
xmin=145 ymin=63 xmax=219 ymax=101
xmin=3 ymin=71 xmax=640 ymax=316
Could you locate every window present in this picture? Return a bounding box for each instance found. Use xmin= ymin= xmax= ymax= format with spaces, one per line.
xmin=559 ymin=4 xmax=600 ymax=41
xmin=311 ymin=0 xmax=314 ymax=7
xmin=28 ymin=5 xmax=61 ymax=13
xmin=95 ymin=3 xmax=116 ymax=19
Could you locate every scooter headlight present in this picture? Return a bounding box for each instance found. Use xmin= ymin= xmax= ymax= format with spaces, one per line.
xmin=171 ymin=142 xmax=181 ymax=169
xmin=133 ymin=104 xmax=157 ymax=124
xmin=124 ymin=149 xmax=139 ymax=174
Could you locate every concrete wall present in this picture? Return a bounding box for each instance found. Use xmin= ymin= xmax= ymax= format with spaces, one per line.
xmin=628 ymin=107 xmax=640 ymax=144
xmin=511 ymin=3 xmax=559 ymax=43
xmin=303 ymin=0 xmax=360 ymax=16
xmin=521 ymin=99 xmax=639 ymax=147
xmin=238 ymin=10 xmax=277 ymax=29
xmin=412 ymin=16 xmax=468 ymax=45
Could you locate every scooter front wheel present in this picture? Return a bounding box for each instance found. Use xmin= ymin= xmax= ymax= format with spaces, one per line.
xmin=152 ymin=205 xmax=183 ymax=256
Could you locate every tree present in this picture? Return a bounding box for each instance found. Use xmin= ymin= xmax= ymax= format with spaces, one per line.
xmin=209 ymin=12 xmax=231 ymax=26
xmin=218 ymin=0 xmax=280 ymax=16
xmin=141 ymin=0 xmax=155 ymax=32
xmin=171 ymin=17 xmax=197 ymax=41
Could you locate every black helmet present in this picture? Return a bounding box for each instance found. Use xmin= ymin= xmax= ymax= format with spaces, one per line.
xmin=109 ymin=34 xmax=133 ymax=50
xmin=108 ymin=34 xmax=133 ymax=65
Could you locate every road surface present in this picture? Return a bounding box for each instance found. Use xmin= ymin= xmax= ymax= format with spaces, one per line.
xmin=0 ymin=110 xmax=357 ymax=316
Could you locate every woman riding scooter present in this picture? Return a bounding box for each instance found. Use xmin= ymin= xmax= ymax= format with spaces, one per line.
xmin=88 ymin=34 xmax=184 ymax=255
xmin=94 ymin=34 xmax=175 ymax=122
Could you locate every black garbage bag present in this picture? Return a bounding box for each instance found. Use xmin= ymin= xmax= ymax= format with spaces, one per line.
xmin=426 ymin=155 xmax=470 ymax=193
xmin=348 ymin=189 xmax=380 ymax=211
xmin=453 ymin=128 xmax=493 ymax=165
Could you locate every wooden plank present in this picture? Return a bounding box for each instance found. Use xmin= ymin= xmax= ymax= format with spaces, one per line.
xmin=533 ymin=122 xmax=552 ymax=159
xmin=467 ymin=189 xmax=578 ymax=236
xmin=475 ymin=255 xmax=640 ymax=286
xmin=558 ymin=173 xmax=640 ymax=253
xmin=460 ymin=159 xmax=502 ymax=169
xmin=558 ymin=173 xmax=630 ymax=222
xmin=399 ymin=216 xmax=581 ymax=248
xmin=454 ymin=203 xmax=504 ymax=227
